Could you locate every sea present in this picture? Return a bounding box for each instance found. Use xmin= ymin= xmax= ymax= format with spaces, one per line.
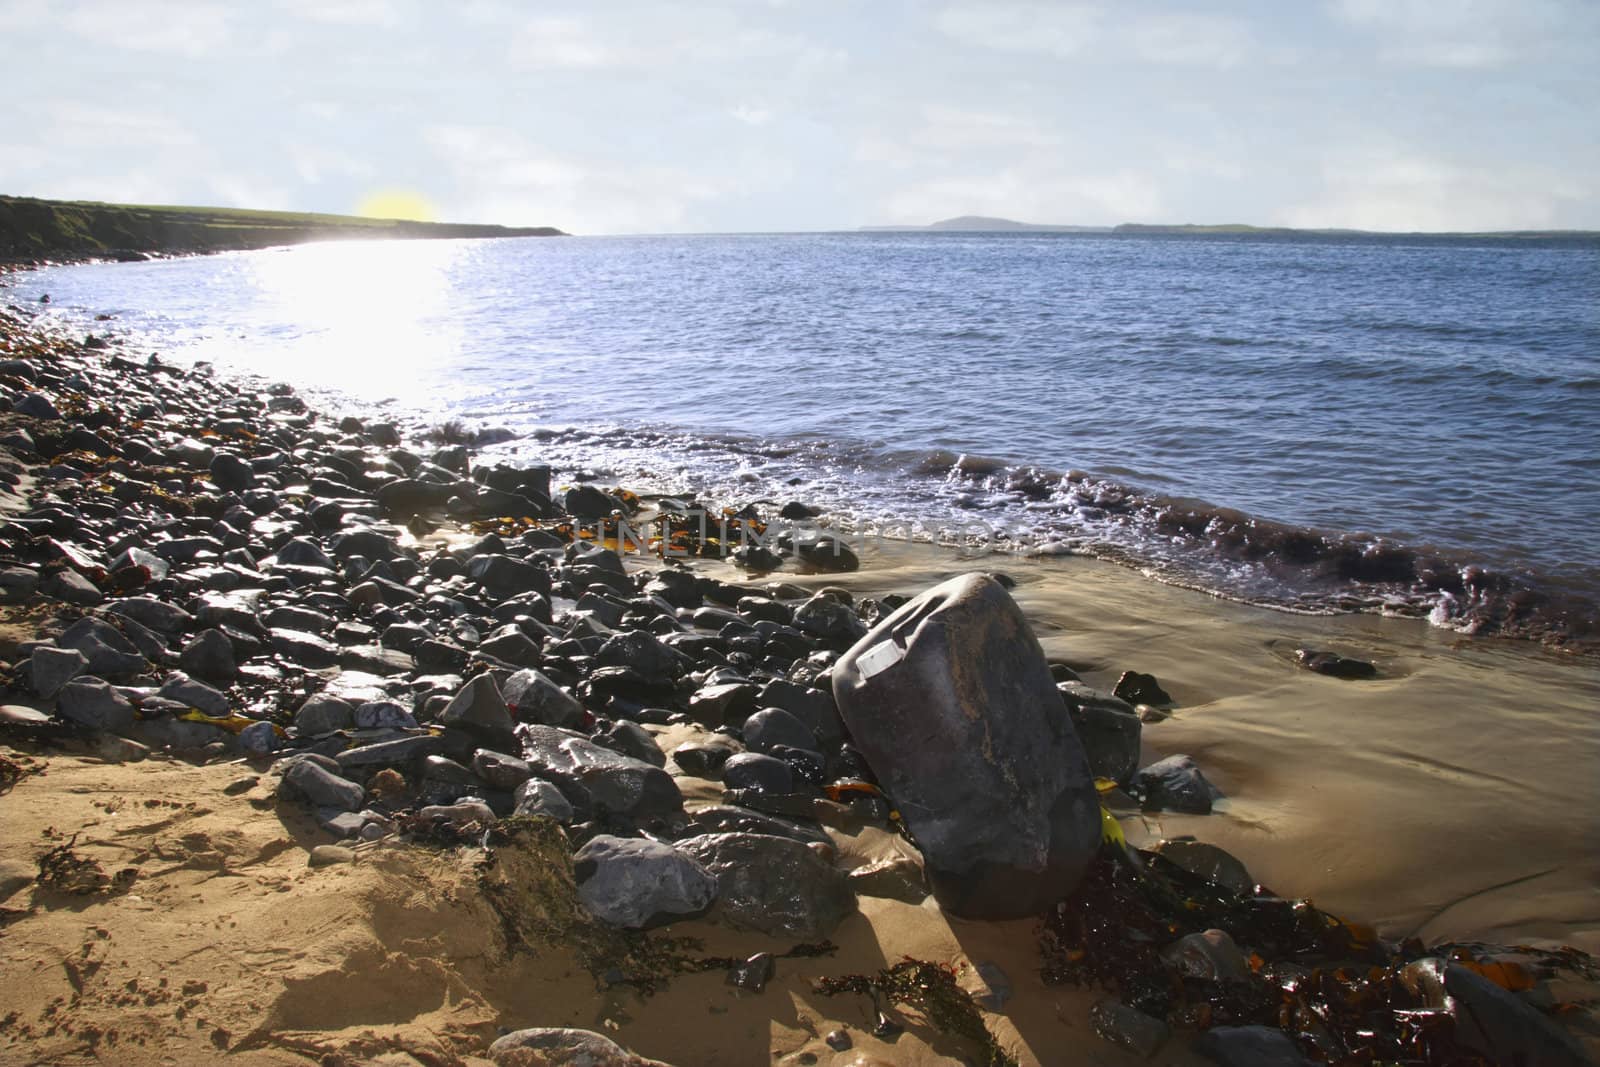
xmin=8 ymin=230 xmax=1599 ymax=645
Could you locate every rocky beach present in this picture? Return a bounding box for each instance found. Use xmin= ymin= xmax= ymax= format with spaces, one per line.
xmin=0 ymin=286 xmax=1597 ymax=1067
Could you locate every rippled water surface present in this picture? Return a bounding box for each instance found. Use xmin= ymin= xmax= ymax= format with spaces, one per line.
xmin=12 ymin=230 xmax=1600 ymax=632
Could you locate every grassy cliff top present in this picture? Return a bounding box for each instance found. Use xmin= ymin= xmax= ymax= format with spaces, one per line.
xmin=0 ymin=194 xmax=564 ymax=263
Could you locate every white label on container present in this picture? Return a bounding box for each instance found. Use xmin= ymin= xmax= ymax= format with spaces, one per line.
xmin=856 ymin=640 xmax=905 ymax=680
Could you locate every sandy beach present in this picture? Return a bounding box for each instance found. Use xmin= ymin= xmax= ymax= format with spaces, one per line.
xmin=1 ymin=298 xmax=1597 ymax=1067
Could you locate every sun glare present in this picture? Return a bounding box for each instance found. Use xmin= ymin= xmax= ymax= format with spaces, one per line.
xmin=355 ymin=189 xmax=439 ymax=222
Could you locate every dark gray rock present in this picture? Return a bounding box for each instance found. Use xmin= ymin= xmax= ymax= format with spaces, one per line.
xmin=104 ymin=597 xmax=192 ymax=634
xmin=437 ymin=673 xmax=517 ymax=748
xmin=563 ymin=485 xmax=619 ymax=520
xmin=1193 ymin=1026 xmax=1313 ymax=1067
xmin=513 ymin=778 xmax=575 ymax=822
xmin=179 ymin=628 xmax=237 ymax=682
xmin=238 ymin=719 xmax=280 ymax=754
xmin=1152 ymin=840 xmax=1256 ymax=896
xmin=792 ymin=593 xmax=867 ymax=641
xmin=473 ymin=748 xmax=534 ymax=789
xmin=334 ymin=734 xmax=443 ymax=769
xmin=592 ymin=720 xmax=666 ymax=767
xmin=280 ymin=760 xmax=364 ymax=811
xmin=1135 ymin=754 xmax=1222 ymax=814
xmin=56 ymin=678 xmax=136 ymax=733
xmin=686 ymin=805 xmax=832 ymax=846
xmin=45 ymin=569 xmax=102 ymax=605
xmin=109 ymin=547 xmax=170 ymax=582
xmin=1089 ymin=999 xmax=1170 ymax=1058
xmin=721 ymin=751 xmax=794 ymax=794
xmin=832 ymin=573 xmax=1100 ymax=919
xmin=757 ymin=679 xmax=843 ymax=749
xmin=209 ymin=451 xmax=255 ymax=492
xmin=295 ymin=695 xmax=355 ymax=735
xmin=158 ymin=673 xmax=231 ymax=715
xmin=573 ymin=835 xmax=717 ymax=928
xmin=741 ymin=707 xmax=819 ymax=757
xmin=275 ymin=537 xmax=336 ymax=570
xmin=1059 ymin=684 xmax=1142 ymax=786
xmin=1400 ymin=960 xmax=1591 ymax=1067
xmin=671 ymin=736 xmax=742 ymax=777
xmin=477 ymin=628 xmax=541 ymax=668
xmin=14 ymin=392 xmax=60 ymax=419
xmin=675 ymin=832 xmax=855 ymax=939
xmin=593 ymin=630 xmax=683 ymax=687
xmin=55 ymin=614 xmax=148 ymax=671
xmin=353 ymin=699 xmax=416 ymax=729
xmin=502 ymin=668 xmax=584 ymax=728
xmin=1161 ymin=928 xmax=1250 ymax=982
xmin=1113 ymin=670 xmax=1172 ymax=706
xmin=0 ymin=566 xmax=40 ymax=603
xmin=519 ymin=724 xmax=683 ymax=825
xmin=465 ymin=553 xmax=551 ymax=599
xmin=268 ymin=627 xmax=341 ymax=668
xmin=1295 ymin=648 xmax=1378 ymax=680
xmin=30 ymin=645 xmax=88 ymax=699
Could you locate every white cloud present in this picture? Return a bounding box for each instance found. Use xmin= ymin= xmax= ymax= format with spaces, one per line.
xmin=731 ymin=104 xmax=774 ymax=126
xmin=276 ymin=0 xmax=403 ymax=27
xmin=935 ymin=2 xmax=1101 ymax=57
xmin=1329 ymin=0 xmax=1582 ymax=68
xmin=423 ymin=124 xmax=730 ymax=233
xmin=884 ymin=167 xmax=1163 ymax=226
xmin=58 ymin=0 xmax=232 ymax=56
xmin=511 ymin=15 xmax=625 ymax=68
xmin=1278 ymin=142 xmax=1594 ymax=231
xmin=47 ymin=103 xmax=199 ymax=149
xmin=1130 ymin=13 xmax=1254 ymax=68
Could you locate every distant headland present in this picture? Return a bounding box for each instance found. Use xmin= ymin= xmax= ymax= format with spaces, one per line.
xmin=0 ymin=194 xmax=565 ymax=265
xmin=861 ymin=215 xmax=1597 ymax=239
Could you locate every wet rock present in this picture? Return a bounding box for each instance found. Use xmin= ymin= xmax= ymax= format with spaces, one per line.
xmin=44 ymin=568 xmax=102 ymax=605
xmin=1059 ymin=684 xmax=1142 ymax=786
xmin=791 ymin=593 xmax=867 ymax=641
xmin=437 ymin=673 xmax=517 ymax=748
xmin=563 ymin=485 xmax=619 ymax=521
xmin=573 ymin=834 xmax=717 ymax=928
xmin=473 ymin=748 xmax=534 ymax=789
xmin=741 ymin=707 xmax=819 ymax=758
xmin=792 ymin=533 xmax=860 ymax=573
xmin=513 ymin=778 xmax=575 ymax=822
xmin=687 ymin=681 xmax=758 ymax=728
xmin=726 ymin=952 xmax=775 ymax=992
xmin=1295 ymin=649 xmax=1378 ymax=680
xmin=824 ymin=1030 xmax=852 ymax=1052
xmin=675 ymin=832 xmax=855 ymax=939
xmin=109 ymin=547 xmax=169 ymax=583
xmin=30 ymin=645 xmax=88 ymax=699
xmin=1152 ymin=840 xmax=1256 ymax=896
xmin=593 ymin=630 xmax=683 ymax=687
xmin=847 ymin=854 xmax=929 ymax=904
xmin=466 ymin=553 xmax=552 ymax=599
xmin=1161 ymin=928 xmax=1250 ymax=982
xmin=477 ymin=629 xmax=541 ymax=668
xmin=502 ymin=668 xmax=584 ymax=728
xmin=295 ymin=695 xmax=355 ymax=735
xmin=1193 ymin=1026 xmax=1313 ymax=1067
xmin=722 ymin=752 xmax=794 ymax=794
xmin=486 ymin=1028 xmax=669 ymax=1067
xmin=686 ymin=805 xmax=832 ymax=846
xmin=179 ymin=628 xmax=237 ymax=682
xmin=832 ymin=573 xmax=1100 ymax=918
xmin=106 ymin=597 xmax=193 ymax=634
xmin=353 ymin=699 xmax=416 ymax=730
xmin=275 ymin=537 xmax=336 ymax=571
xmin=1089 ymin=999 xmax=1170 ymax=1058
xmin=238 ymin=720 xmax=280 ymax=754
xmin=208 ymin=451 xmax=255 ymax=492
xmin=334 ymin=734 xmax=442 ymax=770
xmin=13 ymin=392 xmax=60 ymax=419
xmin=56 ymin=678 xmax=136 ymax=733
xmin=670 ymin=736 xmax=741 ymax=777
xmin=520 ymin=725 xmax=683 ymax=826
xmin=757 ymin=679 xmax=844 ymax=749
xmin=0 ymin=566 xmax=39 ymax=603
xmin=592 ymin=720 xmax=665 ymax=767
xmin=268 ymin=628 xmax=341 ymax=668
xmin=1113 ymin=670 xmax=1172 ymax=706
xmin=280 ymin=759 xmax=364 ymax=811
xmin=1401 ymin=959 xmax=1591 ymax=1067
xmin=1135 ymin=755 xmax=1223 ymax=814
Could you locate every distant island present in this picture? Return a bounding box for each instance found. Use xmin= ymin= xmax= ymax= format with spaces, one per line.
xmin=0 ymin=194 xmax=565 ymax=265
xmin=861 ymin=215 xmax=1596 ymax=239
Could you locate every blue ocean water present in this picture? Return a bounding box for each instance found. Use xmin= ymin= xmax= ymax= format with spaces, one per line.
xmin=9 ymin=231 xmax=1600 ymax=636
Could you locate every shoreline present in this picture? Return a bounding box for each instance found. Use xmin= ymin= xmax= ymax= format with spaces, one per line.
xmin=1 ymin=296 xmax=1596 ymax=1064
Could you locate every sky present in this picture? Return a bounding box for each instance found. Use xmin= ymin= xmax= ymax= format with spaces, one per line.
xmin=2 ymin=0 xmax=1597 ymax=235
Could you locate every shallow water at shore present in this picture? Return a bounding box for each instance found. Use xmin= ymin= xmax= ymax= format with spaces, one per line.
xmin=8 ymin=231 xmax=1599 ymax=644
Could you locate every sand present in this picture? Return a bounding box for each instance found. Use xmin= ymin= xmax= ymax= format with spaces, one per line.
xmin=2 ymin=537 xmax=1597 ymax=1066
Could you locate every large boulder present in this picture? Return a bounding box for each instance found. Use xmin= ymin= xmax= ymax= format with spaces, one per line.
xmin=572 ymin=835 xmax=717 ymax=928
xmin=519 ymin=725 xmax=683 ymax=827
xmin=831 ymin=573 xmax=1100 ymax=918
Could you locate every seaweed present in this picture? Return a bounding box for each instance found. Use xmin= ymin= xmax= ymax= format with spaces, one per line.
xmin=1038 ymin=846 xmax=1598 ymax=1064
xmin=0 ymin=752 xmax=45 ymax=794
xmin=814 ymin=958 xmax=1018 ymax=1067
xmin=36 ymin=834 xmax=136 ymax=897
